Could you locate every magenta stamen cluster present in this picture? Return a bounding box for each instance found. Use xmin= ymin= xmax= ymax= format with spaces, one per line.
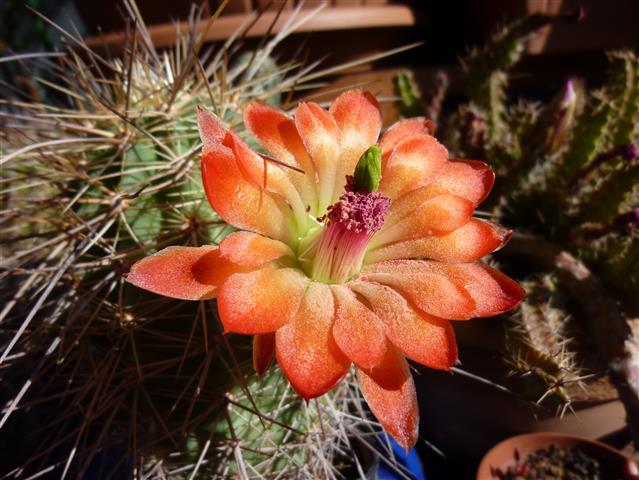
xmin=306 ymin=179 xmax=391 ymax=283
xmin=323 ymin=179 xmax=391 ymax=234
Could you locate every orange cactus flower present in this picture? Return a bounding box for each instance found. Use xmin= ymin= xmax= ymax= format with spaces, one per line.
xmin=126 ymin=90 xmax=524 ymax=450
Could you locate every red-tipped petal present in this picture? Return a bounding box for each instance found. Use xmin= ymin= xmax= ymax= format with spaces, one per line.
xmin=224 ymin=132 xmax=308 ymax=225
xmin=244 ymin=100 xmax=314 ymax=172
xmin=379 ymin=117 xmax=434 ymax=157
xmin=295 ymin=101 xmax=341 ymax=210
xmin=381 ymin=184 xmax=447 ymax=228
xmin=360 ymin=264 xmax=475 ymax=320
xmin=367 ymin=219 xmax=511 ymax=264
xmin=276 ymin=282 xmax=350 ymax=399
xmin=331 ymin=284 xmax=387 ymax=369
xmin=217 ymin=266 xmax=307 ymax=334
xmin=357 ymin=346 xmax=419 ymax=451
xmin=253 ymin=333 xmax=275 ymax=376
xmin=365 ymin=260 xmax=524 ymax=319
xmin=126 ymin=246 xmax=237 ymax=300
xmin=244 ymin=101 xmax=318 ymax=211
xmin=379 ymin=134 xmax=448 ymax=199
xmin=420 ymin=262 xmax=526 ymax=317
xmin=350 ymin=281 xmax=457 ymax=370
xmin=201 ymin=145 xmax=293 ymax=242
xmin=372 ymin=193 xmax=474 ymax=247
xmin=329 ymin=90 xmax=382 ymax=195
xmin=219 ymin=231 xmax=293 ymax=267
xmin=223 ymin=131 xmax=266 ymax=190
xmin=197 ymin=107 xmax=226 ymax=148
xmin=434 ymin=159 xmax=495 ymax=206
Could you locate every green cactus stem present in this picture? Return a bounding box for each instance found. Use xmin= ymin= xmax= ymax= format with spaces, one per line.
xmin=462 ymin=9 xmax=582 ymax=145
xmin=505 ymin=276 xmax=582 ymax=407
xmin=394 ymin=69 xmax=424 ymax=119
xmin=502 ymin=233 xmax=639 ymax=444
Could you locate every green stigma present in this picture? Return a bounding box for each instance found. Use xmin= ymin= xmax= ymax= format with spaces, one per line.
xmin=353 ymin=145 xmax=382 ymax=192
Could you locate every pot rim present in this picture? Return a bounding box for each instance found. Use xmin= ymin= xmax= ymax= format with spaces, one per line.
xmin=476 ymin=431 xmax=632 ymax=480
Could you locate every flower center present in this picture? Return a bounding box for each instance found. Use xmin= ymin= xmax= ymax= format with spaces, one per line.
xmin=298 ymin=177 xmax=390 ymax=284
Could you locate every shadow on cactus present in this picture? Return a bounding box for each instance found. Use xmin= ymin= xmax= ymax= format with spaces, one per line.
xmin=0 ymin=3 xmax=425 ymax=478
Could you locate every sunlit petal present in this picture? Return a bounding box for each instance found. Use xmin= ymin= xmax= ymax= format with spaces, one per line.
xmin=357 ymin=346 xmax=419 ymax=451
xmin=276 ymin=282 xmax=350 ymax=399
xmin=331 ymin=284 xmax=387 ymax=369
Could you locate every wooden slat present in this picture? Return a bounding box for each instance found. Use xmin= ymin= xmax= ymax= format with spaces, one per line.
xmin=256 ymin=0 xmax=294 ymax=10
xmin=221 ymin=0 xmax=254 ymax=14
xmin=85 ymin=5 xmax=416 ymax=52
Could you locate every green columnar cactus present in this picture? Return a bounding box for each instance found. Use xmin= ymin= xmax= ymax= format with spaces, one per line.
xmin=505 ymin=277 xmax=582 ymax=409
xmin=394 ymin=70 xmax=424 ymax=119
xmin=462 ymin=12 xmax=571 ymax=146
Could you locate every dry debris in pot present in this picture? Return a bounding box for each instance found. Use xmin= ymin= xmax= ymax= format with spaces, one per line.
xmin=490 ymin=444 xmax=622 ymax=480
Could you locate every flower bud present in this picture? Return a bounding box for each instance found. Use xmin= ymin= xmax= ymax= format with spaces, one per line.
xmin=353 ymin=145 xmax=382 ymax=193
xmin=539 ymin=79 xmax=579 ymax=153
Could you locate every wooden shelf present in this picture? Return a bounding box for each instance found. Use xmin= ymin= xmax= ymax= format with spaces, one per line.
xmin=85 ymin=5 xmax=416 ymax=52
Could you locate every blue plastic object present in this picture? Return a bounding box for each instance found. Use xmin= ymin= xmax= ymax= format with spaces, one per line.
xmin=376 ymin=436 xmax=426 ymax=480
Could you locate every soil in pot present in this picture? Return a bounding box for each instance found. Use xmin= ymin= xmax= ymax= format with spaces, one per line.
xmin=491 ymin=443 xmax=622 ymax=480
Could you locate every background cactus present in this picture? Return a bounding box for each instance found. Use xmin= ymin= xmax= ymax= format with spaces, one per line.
xmin=504 ymin=276 xmax=584 ymax=413
xmin=0 ymin=4 xmax=408 ymax=478
xmin=396 ymin=7 xmax=639 ymax=438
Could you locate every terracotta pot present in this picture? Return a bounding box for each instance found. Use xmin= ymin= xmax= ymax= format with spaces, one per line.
xmin=476 ymin=432 xmax=638 ymax=479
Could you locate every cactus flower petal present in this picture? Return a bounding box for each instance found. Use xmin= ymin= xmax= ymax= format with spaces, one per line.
xmin=359 ymin=269 xmax=475 ymax=320
xmin=377 ymin=184 xmax=447 ymax=227
xmin=378 ymin=117 xmax=434 ymax=155
xmin=243 ymin=101 xmax=318 ymax=211
xmin=224 ymin=131 xmax=308 ymax=223
xmin=425 ymin=262 xmax=526 ymax=317
xmin=434 ymin=159 xmax=495 ymax=205
xmin=331 ymin=284 xmax=387 ymax=369
xmin=218 ymin=265 xmax=308 ymax=334
xmin=253 ymin=333 xmax=276 ymax=377
xmin=295 ymin=101 xmax=342 ymax=211
xmin=379 ymin=134 xmax=448 ymax=199
xmin=218 ymin=231 xmax=293 ymax=267
xmin=350 ymin=281 xmax=457 ymax=370
xmin=197 ymin=106 xmax=226 ymax=148
xmin=329 ymin=90 xmax=382 ymax=194
xmin=201 ymin=144 xmax=293 ymax=242
xmin=356 ymin=346 xmax=419 ymax=451
xmin=126 ymin=246 xmax=231 ymax=300
xmin=199 ymin=109 xmax=309 ymax=237
xmin=243 ymin=101 xmax=312 ymax=168
xmin=275 ymin=283 xmax=350 ymax=399
xmin=371 ymin=192 xmax=474 ymax=246
xmin=366 ymin=219 xmax=511 ymax=264
xmin=365 ymin=260 xmax=525 ymax=318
